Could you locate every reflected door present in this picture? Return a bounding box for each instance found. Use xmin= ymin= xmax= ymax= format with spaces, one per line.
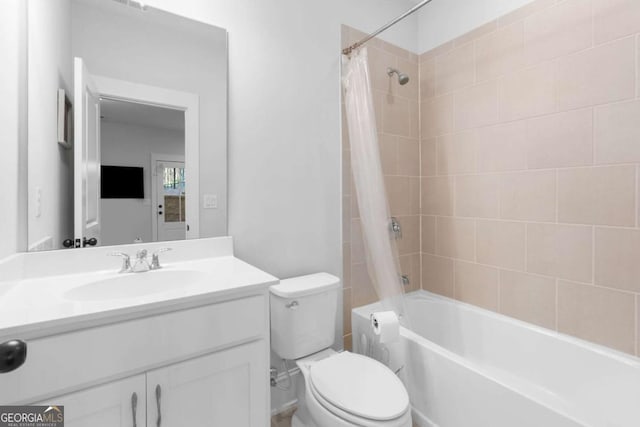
xmin=156 ymin=161 xmax=186 ymax=242
xmin=73 ymin=57 xmax=101 ymax=248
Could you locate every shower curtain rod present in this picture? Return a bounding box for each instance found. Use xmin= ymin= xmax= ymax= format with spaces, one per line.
xmin=342 ymin=0 xmax=435 ymax=56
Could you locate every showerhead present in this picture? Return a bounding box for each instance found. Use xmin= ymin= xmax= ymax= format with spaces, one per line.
xmin=387 ymin=67 xmax=410 ymax=85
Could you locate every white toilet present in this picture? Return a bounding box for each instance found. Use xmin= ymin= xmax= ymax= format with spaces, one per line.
xmin=270 ymin=273 xmax=412 ymax=427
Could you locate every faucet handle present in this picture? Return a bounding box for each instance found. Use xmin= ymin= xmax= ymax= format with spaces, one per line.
xmin=108 ymin=252 xmax=131 ymax=273
xmin=151 ymin=248 xmax=172 ymax=270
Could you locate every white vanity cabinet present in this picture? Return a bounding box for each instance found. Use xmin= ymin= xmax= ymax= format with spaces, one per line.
xmin=37 ymin=376 xmax=147 ymax=427
xmin=146 ymin=341 xmax=264 ymax=427
xmin=37 ymin=340 xmax=264 ymax=427
xmin=4 ymin=291 xmax=271 ymax=427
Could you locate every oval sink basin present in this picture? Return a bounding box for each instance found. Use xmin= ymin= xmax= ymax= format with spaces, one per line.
xmin=64 ymin=270 xmax=206 ymax=301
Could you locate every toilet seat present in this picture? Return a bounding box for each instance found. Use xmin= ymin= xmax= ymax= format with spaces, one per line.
xmin=306 ymin=352 xmax=411 ymax=426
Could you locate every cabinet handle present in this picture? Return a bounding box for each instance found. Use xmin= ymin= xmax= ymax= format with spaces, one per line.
xmin=131 ymin=392 xmax=138 ymax=427
xmin=155 ymin=384 xmax=162 ymax=427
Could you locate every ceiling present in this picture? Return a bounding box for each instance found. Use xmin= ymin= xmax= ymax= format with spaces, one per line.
xmin=100 ymin=98 xmax=185 ymax=132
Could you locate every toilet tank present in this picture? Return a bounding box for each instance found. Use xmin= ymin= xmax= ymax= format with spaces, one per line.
xmin=270 ymin=273 xmax=341 ymax=360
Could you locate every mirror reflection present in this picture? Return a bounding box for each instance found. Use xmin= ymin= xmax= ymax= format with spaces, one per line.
xmin=100 ymin=99 xmax=186 ymax=246
xmin=27 ymin=0 xmax=228 ymax=252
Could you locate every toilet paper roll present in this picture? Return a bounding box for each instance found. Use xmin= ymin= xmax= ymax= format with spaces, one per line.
xmin=370 ymin=311 xmax=399 ymax=344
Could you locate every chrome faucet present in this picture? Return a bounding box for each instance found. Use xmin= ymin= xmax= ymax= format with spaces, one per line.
xmin=109 ymin=247 xmax=172 ymax=273
xmin=151 ymin=248 xmax=172 ymax=270
xmin=132 ymin=249 xmax=151 ymax=273
xmin=109 ymin=252 xmax=132 ymax=273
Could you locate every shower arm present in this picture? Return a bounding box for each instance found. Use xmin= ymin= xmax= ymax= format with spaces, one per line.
xmin=342 ymin=0 xmax=435 ymax=56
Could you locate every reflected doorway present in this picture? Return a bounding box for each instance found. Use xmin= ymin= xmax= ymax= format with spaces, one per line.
xmin=100 ymin=98 xmax=185 ymax=246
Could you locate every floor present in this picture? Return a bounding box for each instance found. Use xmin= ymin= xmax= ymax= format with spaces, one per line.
xmin=270 ymin=407 xmax=420 ymax=427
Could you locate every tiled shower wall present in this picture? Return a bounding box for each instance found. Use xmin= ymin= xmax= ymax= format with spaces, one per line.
xmin=419 ymin=0 xmax=640 ymax=356
xmin=342 ymin=26 xmax=422 ymax=351
xmin=343 ymin=0 xmax=640 ymax=357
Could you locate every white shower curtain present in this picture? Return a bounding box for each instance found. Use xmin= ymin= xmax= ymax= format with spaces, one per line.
xmin=342 ymin=48 xmax=408 ymax=321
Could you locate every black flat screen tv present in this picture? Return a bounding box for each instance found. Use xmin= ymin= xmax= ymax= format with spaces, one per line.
xmin=101 ymin=165 xmax=144 ymax=199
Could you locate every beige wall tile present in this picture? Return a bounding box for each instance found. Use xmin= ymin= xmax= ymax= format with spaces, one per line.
xmin=422 ymin=215 xmax=436 ymax=254
xmin=498 ymin=61 xmax=558 ymax=121
xmin=421 ymin=138 xmax=438 ymax=176
xmin=594 ymin=100 xmax=640 ymax=165
xmin=523 ymin=0 xmax=592 ymax=66
xmin=455 ymin=174 xmax=500 ymax=218
xmin=436 ymin=217 xmax=476 ymax=261
xmin=455 ymin=80 xmax=499 ymax=130
xmin=420 ymin=56 xmax=436 ymax=100
xmin=422 ymin=94 xmax=455 ymax=138
xmin=351 ymin=219 xmax=365 ymax=264
xmin=454 ymin=20 xmax=498 ymax=47
xmin=437 ymin=131 xmax=477 ymax=175
xmin=454 ymin=261 xmax=500 ymax=310
xmin=558 ymin=166 xmax=636 ymax=227
xmin=382 ymin=95 xmax=412 ymax=137
xmin=595 ymin=227 xmax=640 ymax=293
xmin=422 ymin=254 xmax=454 ymax=297
xmin=343 ymin=288 xmax=352 ymax=335
xmin=526 ymin=108 xmax=593 ymax=169
xmin=396 ymin=215 xmax=420 ymax=255
xmin=368 ymin=46 xmax=397 ymax=92
xmin=476 ymin=121 xmax=528 ymax=172
xmin=527 ymin=223 xmax=593 ymax=283
xmin=476 ymin=220 xmax=526 ymax=270
xmin=343 ymin=334 xmax=353 ymax=352
xmin=379 ymin=134 xmax=398 ymax=175
xmin=435 ymin=42 xmax=475 ymax=95
xmin=476 ymin=21 xmax=525 ymax=82
xmin=637 ymin=295 xmax=639 ymax=357
xmin=422 ymin=176 xmax=455 ymax=216
xmin=594 ymin=0 xmax=640 ymax=44
xmin=398 ymin=138 xmax=420 ymax=176
xmin=386 ymin=176 xmax=412 ymax=216
xmin=343 ymin=197 xmax=351 ymax=243
xmin=500 ymin=170 xmax=556 ymax=222
xmin=500 ymin=270 xmax=556 ymax=329
xmin=396 ymin=57 xmax=419 ymax=101
xmin=557 ymin=37 xmax=636 ymax=110
xmin=400 ymin=253 xmax=421 ymax=292
xmin=408 ymin=177 xmax=420 ymax=215
xmin=558 ymin=281 xmax=636 ymax=354
xmin=343 ymin=243 xmax=351 ymax=288
xmin=498 ymin=0 xmax=559 ymax=27
xmin=351 ymin=263 xmax=378 ymax=307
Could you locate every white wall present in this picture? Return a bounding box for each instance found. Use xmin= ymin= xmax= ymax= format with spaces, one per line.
xmin=27 ymin=0 xmax=74 ymax=251
xmin=143 ymin=0 xmax=418 ymax=284
xmin=0 ymin=0 xmax=27 ymax=258
xmin=72 ymin=0 xmax=228 ymax=239
xmin=417 ymin=0 xmax=535 ymax=52
xmin=100 ymin=121 xmax=184 ymax=246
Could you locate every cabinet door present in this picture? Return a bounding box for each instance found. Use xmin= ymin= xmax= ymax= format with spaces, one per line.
xmin=36 ymin=375 xmax=146 ymax=427
xmin=146 ymin=340 xmax=268 ymax=427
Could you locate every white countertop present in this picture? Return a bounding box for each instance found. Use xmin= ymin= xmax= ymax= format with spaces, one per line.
xmin=0 ymin=238 xmax=278 ymax=340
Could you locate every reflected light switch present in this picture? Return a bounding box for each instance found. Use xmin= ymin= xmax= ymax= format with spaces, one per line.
xmin=203 ymin=194 xmax=218 ymax=209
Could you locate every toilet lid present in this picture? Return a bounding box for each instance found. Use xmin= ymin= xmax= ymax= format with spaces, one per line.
xmin=309 ymin=352 xmax=409 ymax=421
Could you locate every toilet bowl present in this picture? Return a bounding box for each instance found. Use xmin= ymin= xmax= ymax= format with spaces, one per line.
xmin=292 ymin=351 xmax=412 ymax=427
xmin=269 ymin=273 xmax=412 ymax=427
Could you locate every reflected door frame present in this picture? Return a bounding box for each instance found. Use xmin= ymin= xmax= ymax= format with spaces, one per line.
xmin=151 ymin=154 xmax=185 ymax=242
xmin=94 ymin=75 xmax=200 ymax=240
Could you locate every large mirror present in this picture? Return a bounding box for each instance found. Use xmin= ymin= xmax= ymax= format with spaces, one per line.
xmin=26 ymin=0 xmax=228 ymax=251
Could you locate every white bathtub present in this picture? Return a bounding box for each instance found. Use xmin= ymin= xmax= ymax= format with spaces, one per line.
xmin=352 ymin=290 xmax=640 ymax=427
